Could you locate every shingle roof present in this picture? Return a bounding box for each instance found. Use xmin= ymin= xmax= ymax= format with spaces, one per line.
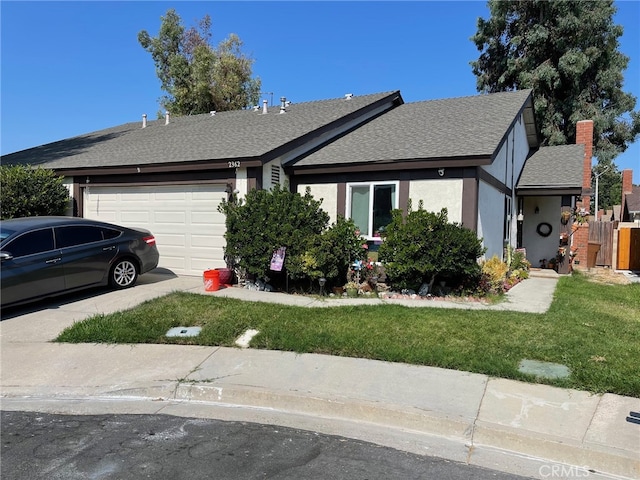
xmin=290 ymin=89 xmax=536 ymax=167
xmin=517 ymin=144 xmax=584 ymax=189
xmin=1 ymin=92 xmax=400 ymax=170
xmin=626 ymin=185 xmax=640 ymax=213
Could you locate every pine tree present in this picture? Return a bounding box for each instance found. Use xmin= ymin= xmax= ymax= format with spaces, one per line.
xmin=471 ymin=0 xmax=639 ymax=171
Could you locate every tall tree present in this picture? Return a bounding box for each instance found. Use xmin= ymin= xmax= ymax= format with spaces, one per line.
xmin=138 ymin=9 xmax=261 ymax=116
xmin=471 ymin=0 xmax=640 ymax=171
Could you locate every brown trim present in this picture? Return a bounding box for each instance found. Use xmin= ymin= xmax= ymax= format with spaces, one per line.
xmin=462 ymin=169 xmax=479 ymax=230
xmin=288 ymin=156 xmax=492 ymax=176
xmin=80 ymin=179 xmax=231 ymax=188
xmin=77 ymin=170 xmax=235 ymax=187
xmin=247 ymin=175 xmax=258 ymax=192
xmin=399 ymin=179 xmax=409 ymax=214
xmin=516 ymin=188 xmax=583 ymax=196
xmin=55 ymin=157 xmax=262 ymax=177
xmin=248 ymin=166 xmax=263 ymax=190
xmin=478 ymin=168 xmax=512 ymax=196
xmin=72 ymin=183 xmax=81 ymax=217
xmin=292 ymin=166 xmax=468 ymax=186
xmin=337 ymin=183 xmax=346 ymax=217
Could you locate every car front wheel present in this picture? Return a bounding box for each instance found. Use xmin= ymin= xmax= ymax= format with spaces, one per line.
xmin=110 ymin=259 xmax=138 ymax=289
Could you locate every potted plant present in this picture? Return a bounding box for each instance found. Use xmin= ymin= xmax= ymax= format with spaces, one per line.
xmin=345 ymin=281 xmax=359 ymax=297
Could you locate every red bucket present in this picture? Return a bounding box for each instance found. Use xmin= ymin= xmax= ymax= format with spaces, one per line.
xmin=216 ymin=267 xmax=233 ymax=285
xmin=203 ymin=269 xmax=220 ymax=291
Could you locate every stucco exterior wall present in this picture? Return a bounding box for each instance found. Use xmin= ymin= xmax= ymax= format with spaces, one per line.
xmin=297 ymin=183 xmax=339 ymax=225
xmin=482 ymin=113 xmax=530 ymax=190
xmin=235 ymin=167 xmax=248 ymax=200
xmin=408 ymin=179 xmax=463 ymax=223
xmin=522 ymin=196 xmax=562 ymax=268
xmin=477 ymin=114 xmax=531 ymax=260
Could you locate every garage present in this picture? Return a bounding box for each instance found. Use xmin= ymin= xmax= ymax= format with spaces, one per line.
xmin=83 ymin=185 xmax=227 ymax=276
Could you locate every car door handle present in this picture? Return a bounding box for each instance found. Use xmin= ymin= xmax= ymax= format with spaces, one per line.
xmin=102 ymin=246 xmax=116 ymax=251
xmin=45 ymin=257 xmax=62 ymax=264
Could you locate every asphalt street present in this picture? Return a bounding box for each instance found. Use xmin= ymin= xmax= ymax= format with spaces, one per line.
xmin=2 ymin=411 xmax=531 ymax=480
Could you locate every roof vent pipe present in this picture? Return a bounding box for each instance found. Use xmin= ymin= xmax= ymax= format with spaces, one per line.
xmin=142 ymin=114 xmax=147 ymax=128
xmin=253 ymin=105 xmax=260 ymax=112
xmin=210 ymin=111 xmax=216 ymax=116
xmin=165 ymin=111 xmax=170 ymax=125
xmin=280 ymin=96 xmax=286 ymax=114
xmin=345 ymin=93 xmax=353 ymax=100
xmin=262 ymin=100 xmax=268 ymax=114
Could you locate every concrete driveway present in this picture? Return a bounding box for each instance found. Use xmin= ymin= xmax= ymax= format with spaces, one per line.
xmin=0 ymin=269 xmax=203 ymax=343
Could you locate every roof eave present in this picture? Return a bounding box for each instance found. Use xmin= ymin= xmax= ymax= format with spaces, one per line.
xmin=287 ymin=155 xmax=492 ymax=175
xmin=516 ymin=186 xmax=583 ymax=196
xmin=53 ymin=157 xmax=263 ymax=177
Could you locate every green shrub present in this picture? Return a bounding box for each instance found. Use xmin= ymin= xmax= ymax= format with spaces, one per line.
xmin=0 ymin=165 xmax=70 ymax=219
xmin=481 ymin=255 xmax=509 ymax=293
xmin=378 ymin=203 xmax=486 ymax=291
xmin=305 ymin=216 xmax=368 ymax=287
xmin=218 ymin=185 xmax=329 ymax=284
xmin=506 ymin=246 xmax=531 ymax=273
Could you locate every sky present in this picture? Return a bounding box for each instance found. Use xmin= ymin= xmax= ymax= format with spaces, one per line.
xmin=1 ymin=1 xmax=639 ymax=173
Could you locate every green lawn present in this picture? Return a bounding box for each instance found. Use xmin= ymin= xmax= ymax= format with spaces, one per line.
xmin=56 ymin=272 xmax=640 ymax=398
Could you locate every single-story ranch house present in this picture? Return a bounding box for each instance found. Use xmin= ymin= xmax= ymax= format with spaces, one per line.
xmin=2 ymin=89 xmax=594 ymax=276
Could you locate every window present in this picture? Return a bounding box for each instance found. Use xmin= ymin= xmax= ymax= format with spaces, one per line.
xmin=55 ymin=225 xmax=120 ymax=248
xmin=347 ymin=182 xmax=398 ymax=238
xmin=4 ymin=228 xmax=55 ymax=258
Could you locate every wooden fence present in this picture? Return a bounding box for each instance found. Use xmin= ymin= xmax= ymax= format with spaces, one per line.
xmin=617 ymin=227 xmax=640 ymax=271
xmin=589 ymin=221 xmax=615 ymax=267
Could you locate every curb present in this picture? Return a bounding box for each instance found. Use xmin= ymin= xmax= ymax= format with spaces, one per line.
xmin=5 ymin=381 xmax=635 ymax=479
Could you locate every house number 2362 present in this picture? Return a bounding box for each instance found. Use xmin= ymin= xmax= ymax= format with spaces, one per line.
xmin=228 ymin=161 xmax=241 ymax=168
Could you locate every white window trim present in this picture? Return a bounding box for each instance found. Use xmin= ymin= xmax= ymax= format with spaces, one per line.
xmin=346 ymin=181 xmax=399 ymax=239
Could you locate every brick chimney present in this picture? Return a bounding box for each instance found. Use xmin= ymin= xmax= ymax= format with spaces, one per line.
xmin=572 ymin=120 xmax=594 ymax=271
xmin=621 ymin=169 xmax=633 ymax=220
xmin=576 ymin=120 xmax=594 ymax=210
xmin=622 ymin=169 xmax=633 ymax=196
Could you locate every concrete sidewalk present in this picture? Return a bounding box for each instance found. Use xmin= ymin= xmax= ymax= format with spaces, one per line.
xmin=1 ymin=271 xmax=638 ymax=479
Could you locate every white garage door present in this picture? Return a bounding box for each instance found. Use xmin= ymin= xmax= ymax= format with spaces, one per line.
xmin=84 ymin=185 xmax=227 ymax=276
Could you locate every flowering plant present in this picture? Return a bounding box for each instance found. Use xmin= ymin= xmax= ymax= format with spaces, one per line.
xmin=345 ymin=281 xmax=359 ymax=290
xmin=573 ymin=207 xmax=589 ymax=224
xmin=360 ymin=258 xmax=384 ymax=283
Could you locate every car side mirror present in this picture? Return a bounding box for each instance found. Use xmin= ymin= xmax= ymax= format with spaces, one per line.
xmin=0 ymin=251 xmax=14 ymax=261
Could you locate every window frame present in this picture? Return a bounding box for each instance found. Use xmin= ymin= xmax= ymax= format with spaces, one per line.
xmin=346 ymin=181 xmax=399 ymax=239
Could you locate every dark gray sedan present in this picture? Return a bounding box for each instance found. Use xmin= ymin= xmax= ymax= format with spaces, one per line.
xmin=0 ymin=216 xmax=160 ymax=307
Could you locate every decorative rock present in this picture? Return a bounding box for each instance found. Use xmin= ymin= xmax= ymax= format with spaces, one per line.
xmin=418 ymin=283 xmax=430 ymax=297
